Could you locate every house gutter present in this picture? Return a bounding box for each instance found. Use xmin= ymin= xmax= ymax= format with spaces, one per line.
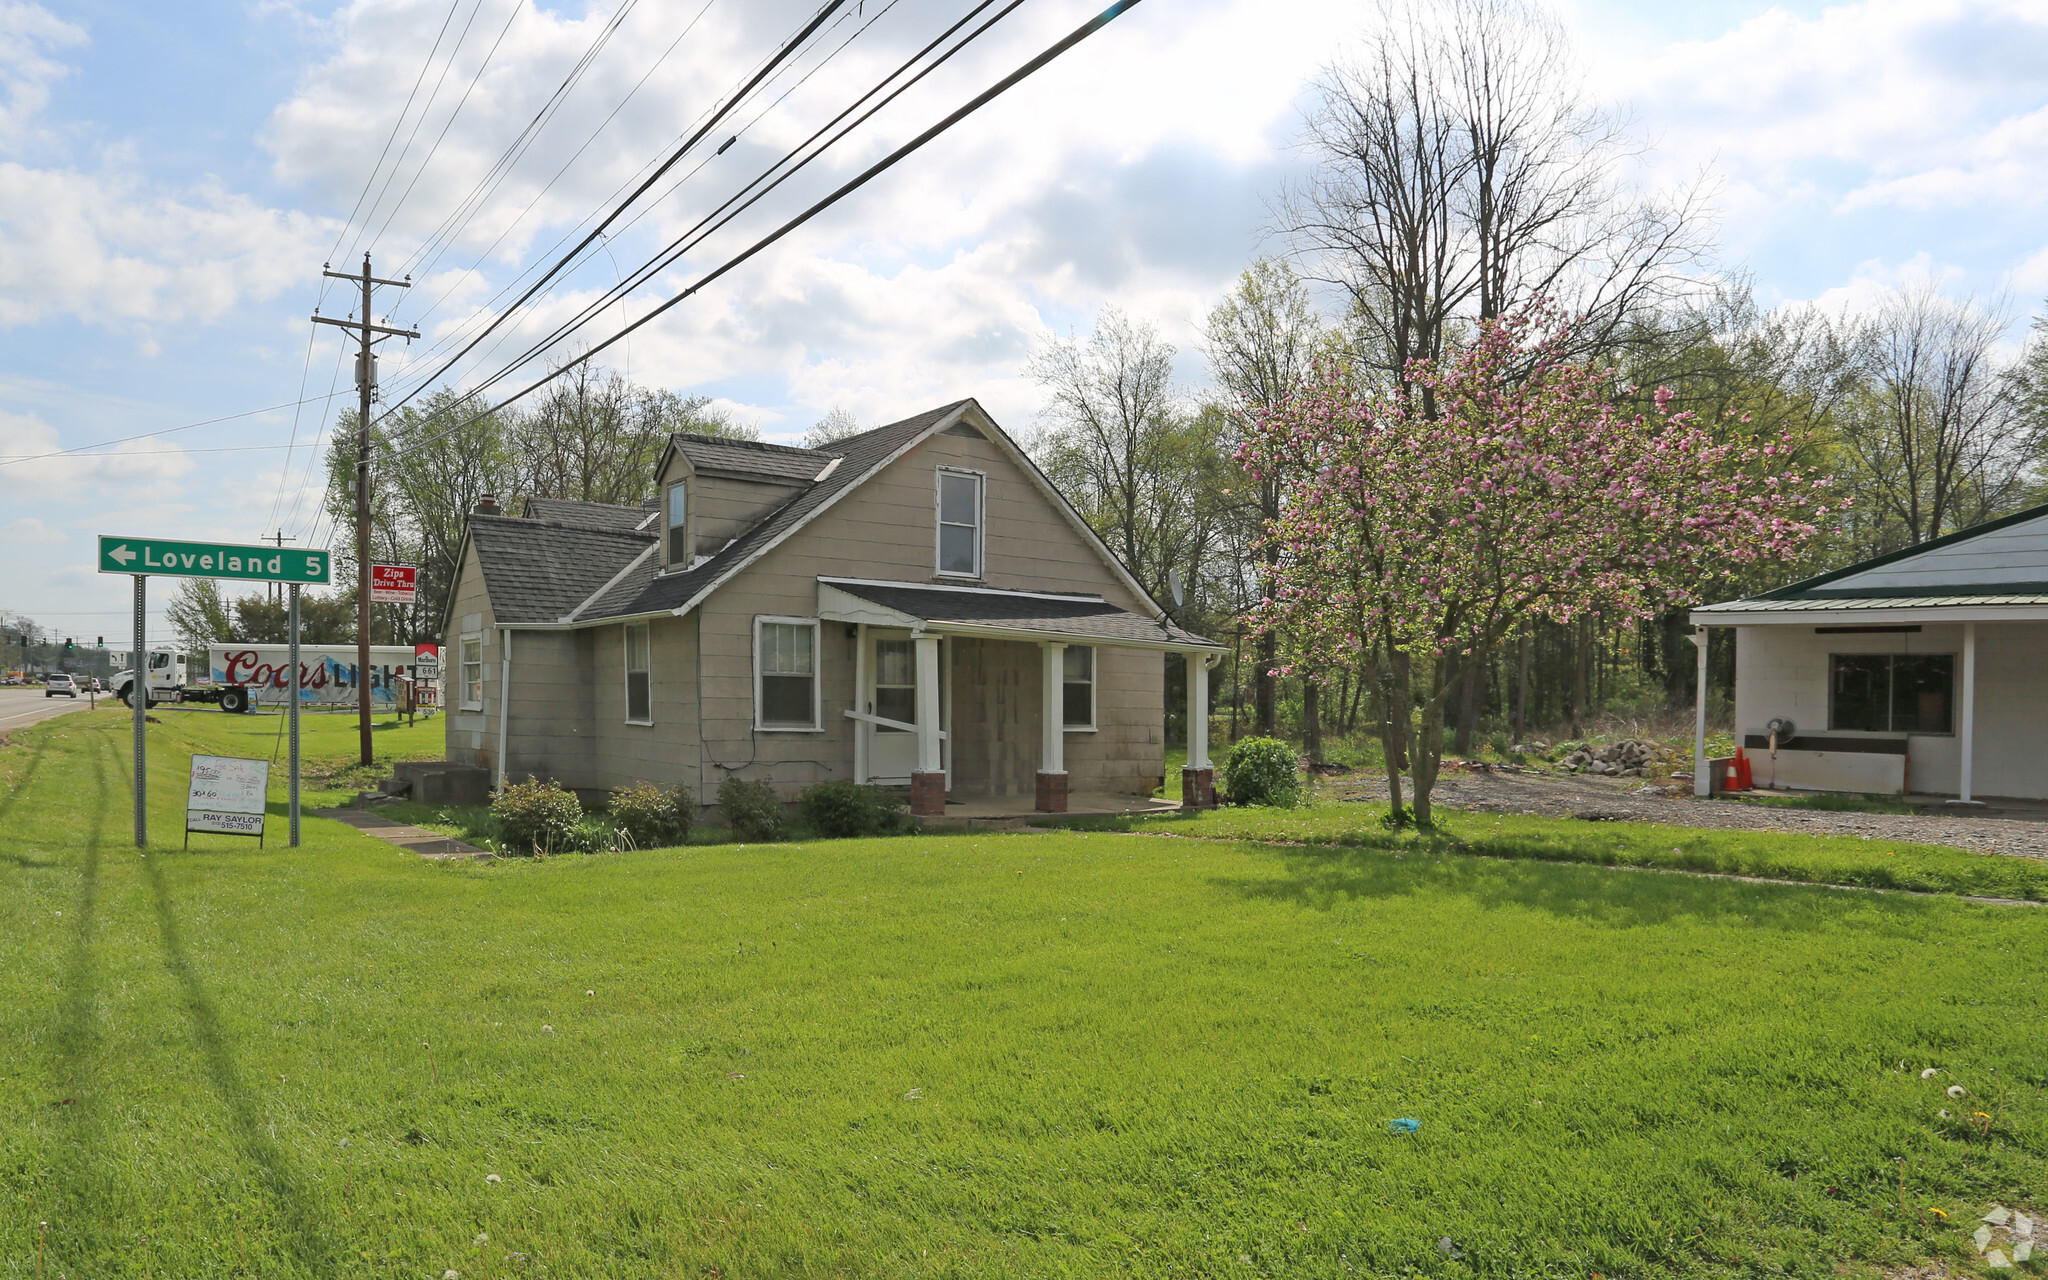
xmin=495 ymin=627 xmax=513 ymax=791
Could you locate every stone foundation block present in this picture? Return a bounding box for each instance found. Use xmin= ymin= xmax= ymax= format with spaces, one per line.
xmin=1034 ymin=771 xmax=1069 ymax=813
xmin=1182 ymin=766 xmax=1217 ymax=810
xmin=910 ymin=771 xmax=948 ymax=816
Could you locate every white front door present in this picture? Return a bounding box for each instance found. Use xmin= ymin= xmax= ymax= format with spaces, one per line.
xmin=867 ymin=634 xmax=918 ymax=782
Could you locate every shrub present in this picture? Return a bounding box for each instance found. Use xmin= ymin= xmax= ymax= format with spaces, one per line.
xmin=492 ymin=777 xmax=583 ymax=855
xmin=800 ymin=781 xmax=909 ymax=838
xmin=1222 ymin=737 xmax=1301 ymax=807
xmin=609 ymin=781 xmax=691 ymax=849
xmin=567 ymin=815 xmax=629 ymax=855
xmin=717 ymin=776 xmax=784 ymax=841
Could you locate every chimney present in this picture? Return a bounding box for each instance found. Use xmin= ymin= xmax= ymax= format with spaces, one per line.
xmin=472 ymin=493 xmax=501 ymax=517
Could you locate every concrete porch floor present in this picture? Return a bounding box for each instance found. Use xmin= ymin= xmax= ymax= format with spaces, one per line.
xmin=915 ymin=791 xmax=1181 ymax=830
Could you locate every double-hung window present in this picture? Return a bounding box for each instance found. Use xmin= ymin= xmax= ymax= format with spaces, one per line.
xmin=756 ymin=617 xmax=819 ymax=730
xmin=1062 ymin=645 xmax=1095 ymax=730
xmin=624 ymin=622 xmax=653 ymax=724
xmin=665 ymin=482 xmax=689 ymax=567
xmin=459 ymin=635 xmax=484 ymax=710
xmin=936 ymin=468 xmax=983 ymax=577
xmin=1829 ymin=653 xmax=1952 ymax=733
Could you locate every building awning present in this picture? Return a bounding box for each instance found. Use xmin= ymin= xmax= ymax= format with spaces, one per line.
xmin=817 ymin=578 xmax=1224 ymax=652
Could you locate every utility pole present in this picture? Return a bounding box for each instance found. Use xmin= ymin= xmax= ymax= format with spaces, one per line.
xmin=262 ymin=529 xmax=296 ymax=604
xmin=314 ymin=252 xmax=417 ymax=767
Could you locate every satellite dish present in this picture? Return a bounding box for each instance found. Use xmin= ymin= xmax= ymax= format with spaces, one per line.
xmin=1168 ymin=569 xmax=1184 ymax=609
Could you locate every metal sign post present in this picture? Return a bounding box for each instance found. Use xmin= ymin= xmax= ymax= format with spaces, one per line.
xmin=132 ymin=574 xmax=146 ymax=848
xmin=100 ymin=535 xmax=332 ymax=853
xmin=289 ymin=584 xmax=301 ymax=847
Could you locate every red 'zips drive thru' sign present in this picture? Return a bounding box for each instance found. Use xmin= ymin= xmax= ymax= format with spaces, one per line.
xmin=368 ymin=563 xmax=418 ymax=604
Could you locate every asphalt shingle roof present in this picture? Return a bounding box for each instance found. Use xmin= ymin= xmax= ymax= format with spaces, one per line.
xmin=519 ymin=496 xmax=657 ymax=533
xmin=467 ymin=516 xmax=655 ymax=624
xmin=672 ymin=432 xmax=832 ymax=483
xmin=822 ymin=580 xmax=1222 ymax=649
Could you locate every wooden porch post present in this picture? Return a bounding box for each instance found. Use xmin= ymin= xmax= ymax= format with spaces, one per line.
xmin=911 ymin=633 xmax=946 ymax=816
xmin=1037 ymin=642 xmax=1067 ymax=813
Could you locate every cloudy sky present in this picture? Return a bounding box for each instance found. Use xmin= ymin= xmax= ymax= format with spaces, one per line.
xmin=4 ymin=0 xmax=2048 ymax=638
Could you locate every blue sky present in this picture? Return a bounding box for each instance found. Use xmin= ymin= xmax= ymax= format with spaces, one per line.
xmin=4 ymin=0 xmax=2048 ymax=638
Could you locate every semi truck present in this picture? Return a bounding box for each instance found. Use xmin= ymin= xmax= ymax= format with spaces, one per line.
xmin=112 ymin=643 xmax=436 ymax=712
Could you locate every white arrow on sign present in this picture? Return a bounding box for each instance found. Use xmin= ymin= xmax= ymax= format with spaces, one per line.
xmin=109 ymin=543 xmax=136 ymax=566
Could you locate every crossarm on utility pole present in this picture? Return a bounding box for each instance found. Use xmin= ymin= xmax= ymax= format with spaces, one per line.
xmin=311 ymin=315 xmax=420 ymax=339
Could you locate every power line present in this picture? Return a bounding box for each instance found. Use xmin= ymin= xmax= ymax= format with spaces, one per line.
xmin=384 ymin=0 xmax=849 ymax=415
xmin=386 ymin=0 xmax=1148 ymax=463
xmin=438 ymin=0 xmax=1027 ymax=409
xmin=0 ymin=389 xmax=357 ymax=465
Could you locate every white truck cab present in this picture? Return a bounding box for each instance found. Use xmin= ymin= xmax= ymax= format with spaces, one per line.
xmin=113 ymin=646 xmax=188 ymax=707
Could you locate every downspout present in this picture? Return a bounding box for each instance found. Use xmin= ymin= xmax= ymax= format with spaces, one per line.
xmin=495 ymin=626 xmax=514 ymax=791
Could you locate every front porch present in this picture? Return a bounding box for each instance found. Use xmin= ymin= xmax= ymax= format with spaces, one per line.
xmin=817 ymin=577 xmax=1226 ymax=815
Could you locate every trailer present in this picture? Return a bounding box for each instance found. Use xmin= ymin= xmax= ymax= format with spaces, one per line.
xmin=113 ymin=643 xmax=437 ymax=712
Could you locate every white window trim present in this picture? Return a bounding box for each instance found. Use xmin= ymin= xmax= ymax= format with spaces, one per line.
xmin=1063 ymin=644 xmax=1098 ymax=732
xmin=664 ymin=481 xmax=689 ymax=568
xmin=459 ymin=633 xmax=485 ymax=711
xmin=934 ymin=466 xmax=986 ymax=579
xmin=754 ymin=615 xmax=823 ymax=732
xmin=623 ymin=621 xmax=654 ymax=726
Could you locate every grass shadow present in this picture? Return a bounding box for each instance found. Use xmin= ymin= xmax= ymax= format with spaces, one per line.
xmin=144 ymin=856 xmax=335 ymax=1270
xmin=44 ymin=734 xmax=111 ymax=1267
xmin=1211 ymin=839 xmax=1948 ymax=934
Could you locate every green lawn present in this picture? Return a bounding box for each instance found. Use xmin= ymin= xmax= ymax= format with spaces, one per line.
xmin=3 ymin=707 xmax=2045 ymax=1278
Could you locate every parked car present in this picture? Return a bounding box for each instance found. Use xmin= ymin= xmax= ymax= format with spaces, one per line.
xmin=45 ymin=674 xmax=77 ymax=698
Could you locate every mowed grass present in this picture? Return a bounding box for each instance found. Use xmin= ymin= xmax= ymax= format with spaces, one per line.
xmin=1047 ymin=801 xmax=2048 ymax=902
xmin=2 ymin=708 xmax=2046 ymax=1277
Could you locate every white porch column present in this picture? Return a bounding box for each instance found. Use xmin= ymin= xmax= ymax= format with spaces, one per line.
xmin=1958 ymin=621 xmax=1978 ymax=804
xmin=1188 ymin=654 xmax=1211 ymax=770
xmin=852 ymin=623 xmax=868 ymax=784
xmin=1692 ymin=626 xmax=1710 ymax=798
xmin=914 ymin=634 xmax=943 ymax=773
xmin=1040 ymin=642 xmax=1066 ymax=775
xmin=1037 ymin=642 xmax=1068 ymax=813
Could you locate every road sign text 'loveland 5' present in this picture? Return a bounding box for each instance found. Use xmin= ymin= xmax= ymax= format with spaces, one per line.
xmin=98 ymin=536 xmax=330 ymax=585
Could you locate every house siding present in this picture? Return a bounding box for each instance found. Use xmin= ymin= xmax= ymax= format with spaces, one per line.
xmin=692 ymin=423 xmax=1165 ymax=800
xmin=444 ymin=541 xmax=498 ymax=771
xmin=1733 ymin=621 xmax=2048 ymax=800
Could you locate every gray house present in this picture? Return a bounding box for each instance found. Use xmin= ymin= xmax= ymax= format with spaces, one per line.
xmin=1689 ymin=500 xmax=2048 ymax=802
xmin=440 ymin=399 xmax=1225 ymax=816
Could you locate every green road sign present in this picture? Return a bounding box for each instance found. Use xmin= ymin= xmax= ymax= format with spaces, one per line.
xmin=98 ymin=536 xmax=331 ymax=585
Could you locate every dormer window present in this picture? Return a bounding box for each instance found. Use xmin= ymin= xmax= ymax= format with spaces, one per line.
xmin=936 ymin=468 xmax=983 ymax=577
xmin=665 ymin=482 xmax=688 ymax=567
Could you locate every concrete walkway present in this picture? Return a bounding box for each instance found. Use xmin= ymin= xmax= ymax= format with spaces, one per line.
xmin=316 ymin=806 xmax=491 ymax=859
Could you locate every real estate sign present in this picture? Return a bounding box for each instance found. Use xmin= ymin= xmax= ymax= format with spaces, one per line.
xmin=369 ymin=563 xmax=419 ymax=603
xmin=98 ymin=536 xmax=330 ymax=585
xmin=186 ymin=754 xmax=270 ymax=842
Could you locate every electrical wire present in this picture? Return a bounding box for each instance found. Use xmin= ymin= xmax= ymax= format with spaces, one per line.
xmin=0 ymin=389 xmax=358 ymax=466
xmin=383 ymin=0 xmax=1148 ymax=463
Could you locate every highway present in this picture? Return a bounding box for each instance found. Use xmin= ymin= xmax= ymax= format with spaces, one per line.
xmin=0 ymin=686 xmax=98 ymax=736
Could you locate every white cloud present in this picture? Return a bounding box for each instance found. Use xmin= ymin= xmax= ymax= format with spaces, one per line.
xmin=0 ymin=2 xmax=83 ymax=145
xmin=3 ymin=513 xmax=64 ymax=543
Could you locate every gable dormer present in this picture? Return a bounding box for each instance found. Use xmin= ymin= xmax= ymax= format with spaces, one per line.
xmin=654 ymin=433 xmax=837 ymax=569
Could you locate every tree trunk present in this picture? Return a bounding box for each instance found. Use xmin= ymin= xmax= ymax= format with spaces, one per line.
xmin=1512 ymin=626 xmax=1531 ymax=742
xmin=1255 ymin=630 xmax=1277 ymax=736
xmin=1453 ymin=646 xmax=1485 ymax=755
xmin=1410 ymin=658 xmax=1447 ymax=827
xmin=1379 ymin=652 xmax=1410 ymax=820
xmin=1303 ymin=677 xmax=1323 ymax=764
xmin=1570 ymin=617 xmax=1591 ymax=739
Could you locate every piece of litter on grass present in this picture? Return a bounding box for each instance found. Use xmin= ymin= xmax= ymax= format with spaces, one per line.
xmin=485 ymin=1173 xmax=502 ymax=1184
xmin=1388 ymin=1117 xmax=1420 ymax=1134
xmin=1921 ymin=1067 xmax=1940 ymax=1079
xmin=1985 ymin=1207 xmax=2012 ymax=1225
xmin=904 ymin=1088 xmax=922 ymax=1100
xmin=1948 ymin=1084 xmax=1967 ymax=1098
xmin=1974 ymin=1225 xmax=1994 ymax=1252
xmin=1987 ymin=1249 xmax=2012 ymax=1269
xmin=2014 ymin=1241 xmax=2033 ymax=1263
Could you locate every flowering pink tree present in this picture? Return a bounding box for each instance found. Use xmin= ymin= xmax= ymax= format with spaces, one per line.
xmin=1238 ymin=309 xmax=1837 ymax=825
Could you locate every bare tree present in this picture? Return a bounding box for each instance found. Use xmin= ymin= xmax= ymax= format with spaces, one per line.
xmin=1838 ymin=284 xmax=2031 ymax=547
xmin=805 ymin=406 xmax=864 ymax=448
xmin=1280 ymin=0 xmax=1706 ymax=402
xmin=1204 ymin=258 xmax=1328 ymax=737
xmin=1029 ymin=309 xmax=1226 ymax=601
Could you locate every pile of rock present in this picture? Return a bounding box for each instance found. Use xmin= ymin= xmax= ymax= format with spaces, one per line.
xmin=1557 ymin=738 xmax=1680 ymax=778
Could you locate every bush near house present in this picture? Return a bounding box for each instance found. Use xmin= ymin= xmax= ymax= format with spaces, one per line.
xmin=492 ymin=777 xmax=584 ymax=855
xmin=1223 ymin=736 xmax=1302 ymax=807
xmin=717 ymin=775 xmax=784 ymax=841
xmin=609 ymin=781 xmax=692 ymax=849
xmin=800 ymin=781 xmax=910 ymax=838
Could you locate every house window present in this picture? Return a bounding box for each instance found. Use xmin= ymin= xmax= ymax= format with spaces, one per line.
xmin=666 ymin=482 xmax=688 ymax=567
xmin=1062 ymin=645 xmax=1095 ymax=729
xmin=1829 ymin=654 xmax=1953 ymax=733
xmin=755 ymin=617 xmax=819 ymax=730
xmin=936 ymin=468 xmax=983 ymax=577
xmin=460 ymin=635 xmax=484 ymax=710
xmin=624 ymin=622 xmax=653 ymax=724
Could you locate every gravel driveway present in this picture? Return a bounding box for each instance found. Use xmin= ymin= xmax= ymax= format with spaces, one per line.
xmin=1318 ymin=768 xmax=2048 ymax=860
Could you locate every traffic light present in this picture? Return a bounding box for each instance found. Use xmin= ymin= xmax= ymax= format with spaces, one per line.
xmin=64 ymin=638 xmax=73 ymax=652
xmin=97 ymin=636 xmax=104 ymax=647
